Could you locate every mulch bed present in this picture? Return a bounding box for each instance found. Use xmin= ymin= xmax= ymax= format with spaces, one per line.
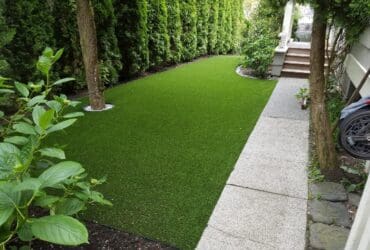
xmin=10 ymin=221 xmax=177 ymax=250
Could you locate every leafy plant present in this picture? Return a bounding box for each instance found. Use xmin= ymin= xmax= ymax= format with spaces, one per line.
xmin=340 ymin=164 xmax=368 ymax=193
xmin=0 ymin=48 xmax=111 ymax=249
xmin=295 ymin=87 xmax=309 ymax=101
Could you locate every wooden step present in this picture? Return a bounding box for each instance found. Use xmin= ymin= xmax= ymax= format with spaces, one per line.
xmin=281 ymin=68 xmax=310 ymax=78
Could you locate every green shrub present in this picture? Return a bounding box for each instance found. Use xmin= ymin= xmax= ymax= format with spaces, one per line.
xmin=196 ymin=0 xmax=209 ymax=56
xmin=180 ymin=0 xmax=197 ymax=61
xmin=115 ymin=0 xmax=149 ymax=77
xmin=92 ymin=0 xmax=122 ymax=86
xmin=3 ymin=0 xmax=55 ymax=81
xmin=242 ymin=0 xmax=283 ymax=77
xmin=216 ymin=0 xmax=227 ymax=54
xmin=0 ymin=48 xmax=111 ymax=249
xmin=167 ymin=0 xmax=183 ymax=63
xmin=147 ymin=0 xmax=170 ymax=68
xmin=208 ymin=0 xmax=219 ymax=54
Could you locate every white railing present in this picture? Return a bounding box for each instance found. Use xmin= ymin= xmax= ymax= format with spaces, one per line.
xmin=345 ymin=162 xmax=370 ymax=250
xmin=278 ymin=0 xmax=295 ymax=49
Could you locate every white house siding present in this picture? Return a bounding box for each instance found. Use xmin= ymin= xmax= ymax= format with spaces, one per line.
xmin=343 ymin=27 xmax=370 ymax=97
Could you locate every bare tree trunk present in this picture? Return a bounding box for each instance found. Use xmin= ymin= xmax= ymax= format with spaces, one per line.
xmin=76 ymin=0 xmax=105 ymax=110
xmin=310 ymin=7 xmax=341 ymax=181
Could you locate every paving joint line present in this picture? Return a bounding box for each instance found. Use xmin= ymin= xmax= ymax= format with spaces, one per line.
xmin=207 ymin=224 xmax=278 ymax=249
xmin=227 ymin=183 xmax=307 ymax=201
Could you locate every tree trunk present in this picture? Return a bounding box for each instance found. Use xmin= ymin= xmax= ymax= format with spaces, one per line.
xmin=76 ymin=0 xmax=105 ymax=110
xmin=310 ymin=7 xmax=341 ymax=181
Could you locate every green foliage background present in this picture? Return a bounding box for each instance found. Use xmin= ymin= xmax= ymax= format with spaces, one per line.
xmin=0 ymin=0 xmax=244 ymax=91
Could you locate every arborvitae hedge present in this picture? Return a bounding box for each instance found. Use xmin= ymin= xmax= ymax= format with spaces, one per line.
xmin=208 ymin=0 xmax=220 ymax=54
xmin=92 ymin=0 xmax=122 ymax=86
xmin=115 ymin=0 xmax=149 ymax=77
xmin=0 ymin=0 xmax=14 ymax=75
xmin=1 ymin=0 xmax=244 ymax=91
xmin=180 ymin=0 xmax=198 ymax=61
xmin=167 ymin=0 xmax=183 ymax=63
xmin=147 ymin=0 xmax=170 ymax=68
xmin=3 ymin=0 xmax=55 ymax=81
xmin=196 ymin=0 xmax=209 ymax=56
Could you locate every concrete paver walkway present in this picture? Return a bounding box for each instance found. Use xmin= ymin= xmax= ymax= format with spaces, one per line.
xmin=197 ymin=78 xmax=309 ymax=250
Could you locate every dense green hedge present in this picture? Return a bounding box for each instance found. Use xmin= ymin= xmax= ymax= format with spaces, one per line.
xmin=167 ymin=0 xmax=183 ymax=63
xmin=0 ymin=0 xmax=244 ymax=91
xmin=148 ymin=0 xmax=170 ymax=68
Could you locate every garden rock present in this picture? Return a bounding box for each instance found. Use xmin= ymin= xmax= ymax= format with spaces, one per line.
xmin=348 ymin=193 xmax=361 ymax=207
xmin=309 ymin=223 xmax=349 ymax=250
xmin=309 ymin=182 xmax=347 ymax=201
xmin=308 ymin=200 xmax=351 ymax=228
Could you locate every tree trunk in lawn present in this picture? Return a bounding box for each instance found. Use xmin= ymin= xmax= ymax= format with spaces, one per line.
xmin=76 ymin=0 xmax=105 ymax=110
xmin=310 ymin=7 xmax=341 ymax=181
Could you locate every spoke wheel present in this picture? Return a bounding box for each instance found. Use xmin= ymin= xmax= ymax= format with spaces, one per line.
xmin=340 ymin=108 xmax=370 ymax=159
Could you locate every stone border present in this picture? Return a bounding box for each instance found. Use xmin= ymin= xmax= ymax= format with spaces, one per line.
xmin=84 ymin=104 xmax=114 ymax=112
xmin=235 ymin=65 xmax=258 ymax=79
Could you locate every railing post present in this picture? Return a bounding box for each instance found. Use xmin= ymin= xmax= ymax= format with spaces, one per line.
xmin=272 ymin=0 xmax=295 ymax=76
xmin=345 ymin=161 xmax=370 ymax=250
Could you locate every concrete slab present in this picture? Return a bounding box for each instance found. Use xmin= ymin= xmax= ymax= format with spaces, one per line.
xmin=197 ymin=77 xmax=309 ymax=250
xmin=228 ymin=154 xmax=308 ymax=199
xmin=261 ymin=77 xmax=309 ymax=121
xmin=197 ymin=226 xmax=276 ymax=250
xmin=203 ymin=186 xmax=307 ymax=250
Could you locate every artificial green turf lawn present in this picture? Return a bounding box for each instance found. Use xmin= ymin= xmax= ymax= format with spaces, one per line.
xmin=49 ymin=56 xmax=276 ymax=249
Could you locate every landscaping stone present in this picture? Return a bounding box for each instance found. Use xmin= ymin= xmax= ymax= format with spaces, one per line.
xmin=308 ymin=200 xmax=351 ymax=228
xmin=348 ymin=193 xmax=361 ymax=207
xmin=309 ymin=182 xmax=348 ymax=201
xmin=309 ymin=223 xmax=349 ymax=250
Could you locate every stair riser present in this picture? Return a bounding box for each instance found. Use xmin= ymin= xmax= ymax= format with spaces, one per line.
xmin=285 ymin=55 xmax=310 ymax=63
xmin=281 ymin=71 xmax=310 ymax=78
xmin=283 ymin=63 xmax=310 ymax=71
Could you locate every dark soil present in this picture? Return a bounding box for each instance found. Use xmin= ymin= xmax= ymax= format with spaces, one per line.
xmin=10 ymin=221 xmax=177 ymax=250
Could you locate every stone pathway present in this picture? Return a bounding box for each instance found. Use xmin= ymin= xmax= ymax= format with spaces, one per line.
xmin=196 ymin=78 xmax=309 ymax=250
xmin=307 ymin=182 xmax=360 ymax=250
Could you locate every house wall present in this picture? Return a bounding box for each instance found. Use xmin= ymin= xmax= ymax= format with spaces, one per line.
xmin=343 ymin=27 xmax=370 ymax=97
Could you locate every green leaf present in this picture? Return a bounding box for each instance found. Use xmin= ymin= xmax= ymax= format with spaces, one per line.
xmin=15 ymin=178 xmax=41 ymax=191
xmin=42 ymin=47 xmax=54 ymax=57
xmin=63 ymin=112 xmax=84 ymax=118
xmin=47 ymin=119 xmax=77 ymax=133
xmin=89 ymin=191 xmax=112 ymax=206
xmin=4 ymin=136 xmax=29 ymax=145
xmin=0 ymin=110 xmax=4 ymax=118
xmin=39 ymin=161 xmax=84 ymax=188
xmin=53 ymin=77 xmax=75 ymax=86
xmin=39 ymin=147 xmax=65 ymax=159
xmin=52 ymin=48 xmax=64 ymax=63
xmin=37 ymin=55 xmax=52 ymax=76
xmin=55 ymin=198 xmax=85 ymax=215
xmin=39 ymin=110 xmax=54 ymax=130
xmin=0 ymin=142 xmax=20 ymax=157
xmin=34 ymin=195 xmax=59 ymax=208
xmin=13 ymin=122 xmax=36 ymax=135
xmin=46 ymin=100 xmax=62 ymax=112
xmin=31 ymin=215 xmax=88 ymax=246
xmin=0 ymin=89 xmax=14 ymax=94
xmin=32 ymin=106 xmax=45 ymax=127
xmin=18 ymin=222 xmax=33 ymax=241
xmin=15 ymin=82 xmax=29 ymax=97
xmin=0 ymin=206 xmax=13 ymax=227
xmin=28 ymin=95 xmax=46 ymax=107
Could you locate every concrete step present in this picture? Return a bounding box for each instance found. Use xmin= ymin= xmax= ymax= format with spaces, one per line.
xmin=281 ymin=68 xmax=310 ymax=78
xmin=284 ymin=61 xmax=310 ymax=71
xmin=285 ymin=53 xmax=310 ymax=63
xmin=283 ymin=61 xmax=328 ymax=71
xmin=288 ymin=48 xmax=311 ymax=55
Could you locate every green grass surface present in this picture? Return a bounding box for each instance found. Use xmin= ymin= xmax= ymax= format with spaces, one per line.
xmin=49 ymin=56 xmax=276 ymax=249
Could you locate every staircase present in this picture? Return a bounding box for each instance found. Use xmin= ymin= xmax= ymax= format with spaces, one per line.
xmin=281 ymin=46 xmax=311 ymax=78
xmin=280 ymin=43 xmax=329 ymax=78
